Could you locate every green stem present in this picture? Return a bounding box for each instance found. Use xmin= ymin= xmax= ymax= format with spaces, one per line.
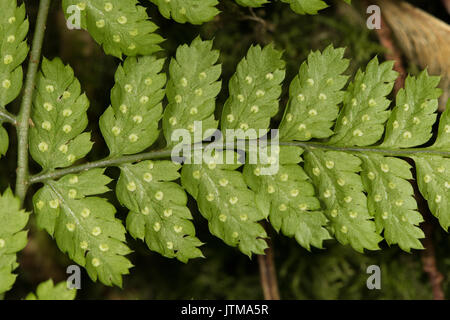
xmin=29 ymin=140 xmax=449 ymax=184
xmin=0 ymin=108 xmax=17 ymax=125
xmin=15 ymin=0 xmax=51 ymax=203
xmin=29 ymin=148 xmax=173 ymax=184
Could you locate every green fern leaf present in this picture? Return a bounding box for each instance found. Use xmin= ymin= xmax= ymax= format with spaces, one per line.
xmin=419 ymin=104 xmax=450 ymax=229
xmin=0 ymin=0 xmax=28 ymax=107
xmin=360 ymin=154 xmax=424 ymax=251
xmin=330 ymin=57 xmax=398 ymax=147
xmin=382 ymin=71 xmax=442 ymax=148
xmin=304 ymin=150 xmax=382 ymax=252
xmin=33 ymin=169 xmax=132 ymax=287
xmin=25 ymin=279 xmax=76 ymax=300
xmin=244 ymin=146 xmax=331 ymax=250
xmin=318 ymin=60 xmax=436 ymax=251
xmin=116 ymin=160 xmax=203 ymax=262
xmin=433 ymin=103 xmax=450 ymax=150
xmin=0 ymin=0 xmax=29 ymax=157
xmin=0 ymin=188 xmax=29 ymax=294
xmin=377 ymin=72 xmax=447 ymax=231
xmin=280 ymin=0 xmax=328 ymax=15
xmin=414 ymin=156 xmax=449 ymax=230
xmin=181 ymin=154 xmax=268 ymax=257
xmin=163 ymin=37 xmax=221 ymax=146
xmin=235 ymin=0 xmax=270 ymax=7
xmin=29 ymin=58 xmax=92 ymax=170
xmin=277 ymin=48 xmax=447 ymax=253
xmin=62 ymin=0 xmax=164 ymax=58
xmin=221 ymin=44 xmax=285 ymax=136
xmin=279 ymin=46 xmax=349 ymax=141
xmin=280 ymin=0 xmax=351 ymax=14
xmin=100 ymin=56 xmax=166 ymax=157
xmin=0 ymin=126 xmax=8 ymax=157
xmin=149 ymin=0 xmax=220 ymax=25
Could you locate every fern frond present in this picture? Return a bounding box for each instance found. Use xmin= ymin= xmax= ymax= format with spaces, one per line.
xmin=147 ymin=0 xmax=352 ymax=26
xmin=304 ymin=150 xmax=382 ymax=252
xmin=375 ymin=71 xmax=447 ymax=232
xmin=100 ymin=56 xmax=166 ymax=157
xmin=280 ymin=0 xmax=329 ymax=15
xmin=26 ymin=279 xmax=76 ymax=300
xmin=360 ymin=154 xmax=424 ymax=251
xmin=0 ymin=0 xmax=29 ymax=157
xmin=279 ymin=45 xmax=349 ymax=141
xmin=25 ymin=39 xmax=449 ymax=286
xmin=221 ymin=44 xmax=285 ymax=136
xmin=244 ymin=146 xmax=331 ymax=250
xmin=329 ymin=57 xmax=398 ymax=147
xmin=280 ymin=0 xmax=351 ymax=14
xmin=0 ymin=188 xmax=29 ymax=294
xmin=181 ymin=152 xmax=268 ymax=257
xmin=382 ymin=71 xmax=442 ymax=148
xmin=0 ymin=0 xmax=28 ymax=107
xmin=117 ymin=161 xmax=204 ymax=263
xmin=414 ymin=156 xmax=449 ymax=230
xmin=235 ymin=0 xmax=270 ymax=7
xmin=149 ymin=0 xmax=220 ymax=25
xmin=29 ymin=58 xmax=92 ymax=170
xmin=162 ymin=37 xmax=221 ymax=146
xmin=62 ymin=0 xmax=164 ymax=58
xmin=33 ymin=169 xmax=132 ymax=287
xmin=279 ymin=47 xmax=448 ymax=252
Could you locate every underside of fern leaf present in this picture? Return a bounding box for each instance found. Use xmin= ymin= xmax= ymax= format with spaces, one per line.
xmin=149 ymin=0 xmax=220 ymax=25
xmin=181 ymin=154 xmax=269 ymax=257
xmin=117 ymin=161 xmax=204 ymax=263
xmin=33 ymin=169 xmax=132 ymax=287
xmin=244 ymin=146 xmax=331 ymax=250
xmin=0 ymin=0 xmax=29 ymax=157
xmin=0 ymin=189 xmax=29 ymax=294
xmin=62 ymin=0 xmax=164 ymax=58
xmin=26 ymin=37 xmax=449 ymax=289
xmin=278 ymin=49 xmax=448 ymax=253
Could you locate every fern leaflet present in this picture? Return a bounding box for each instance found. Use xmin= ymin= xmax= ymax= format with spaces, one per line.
xmin=62 ymin=0 xmax=164 ymax=58
xmin=29 ymin=58 xmax=92 ymax=170
xmin=0 ymin=188 xmax=29 ymax=294
xmin=26 ymin=279 xmax=77 ymax=300
xmin=149 ymin=0 xmax=220 ymax=25
xmin=163 ymin=37 xmax=222 ymax=146
xmin=100 ymin=56 xmax=166 ymax=157
xmin=0 ymin=0 xmax=29 ymax=156
xmin=117 ymin=161 xmax=204 ymax=262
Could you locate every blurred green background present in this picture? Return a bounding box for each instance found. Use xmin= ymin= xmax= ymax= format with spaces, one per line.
xmin=2 ymin=0 xmax=449 ymax=299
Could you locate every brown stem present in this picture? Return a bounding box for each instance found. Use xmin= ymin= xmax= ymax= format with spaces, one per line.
xmin=442 ymin=0 xmax=450 ymax=14
xmin=257 ymin=224 xmax=280 ymax=300
xmin=241 ymin=8 xmax=275 ymax=33
xmin=420 ymin=218 xmax=445 ymax=300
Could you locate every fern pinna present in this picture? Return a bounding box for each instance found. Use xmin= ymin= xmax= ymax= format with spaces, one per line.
xmin=0 ymin=0 xmax=448 ymax=295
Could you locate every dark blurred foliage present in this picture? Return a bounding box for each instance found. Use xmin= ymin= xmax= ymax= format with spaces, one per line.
xmin=2 ymin=0 xmax=449 ymax=299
